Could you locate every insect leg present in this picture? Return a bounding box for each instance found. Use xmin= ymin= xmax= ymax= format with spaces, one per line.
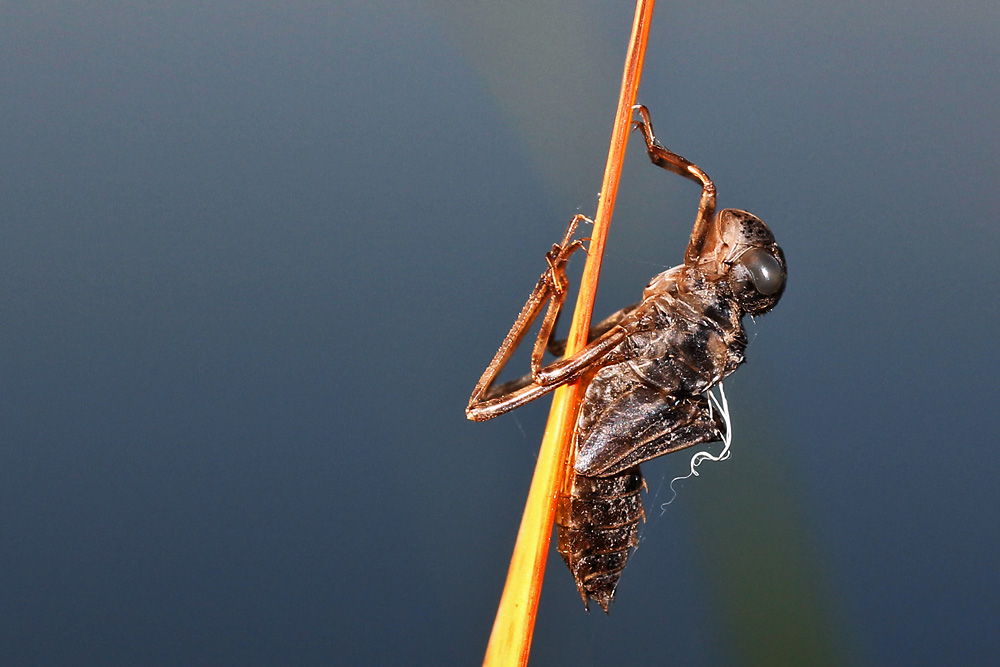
xmin=467 ymin=215 xmax=591 ymax=421
xmin=467 ymin=213 xmax=642 ymax=421
xmin=632 ymin=105 xmax=717 ymax=265
xmin=486 ymin=301 xmax=639 ymax=404
xmin=546 ymin=303 xmax=639 ymax=358
xmin=477 ymin=309 xmax=635 ymax=412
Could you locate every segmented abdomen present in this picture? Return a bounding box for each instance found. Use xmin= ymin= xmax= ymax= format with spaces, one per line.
xmin=555 ymin=466 xmax=645 ymax=612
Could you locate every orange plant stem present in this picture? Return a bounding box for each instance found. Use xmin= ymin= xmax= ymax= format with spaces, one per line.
xmin=482 ymin=2 xmax=656 ymax=665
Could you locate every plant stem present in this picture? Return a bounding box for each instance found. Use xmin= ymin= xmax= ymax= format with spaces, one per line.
xmin=482 ymin=2 xmax=656 ymax=665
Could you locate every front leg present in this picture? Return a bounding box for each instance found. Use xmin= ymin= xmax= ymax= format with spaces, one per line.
xmin=632 ymin=105 xmax=717 ymax=265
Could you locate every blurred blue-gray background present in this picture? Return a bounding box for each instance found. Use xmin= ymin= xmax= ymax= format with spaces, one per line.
xmin=2 ymin=2 xmax=997 ymax=664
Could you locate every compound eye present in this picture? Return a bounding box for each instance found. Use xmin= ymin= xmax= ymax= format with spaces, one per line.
xmin=738 ymin=247 xmax=784 ymax=295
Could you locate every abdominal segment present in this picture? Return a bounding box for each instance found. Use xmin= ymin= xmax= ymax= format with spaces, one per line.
xmin=555 ymin=466 xmax=645 ymax=612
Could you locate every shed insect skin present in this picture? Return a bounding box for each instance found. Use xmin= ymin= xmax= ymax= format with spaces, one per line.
xmin=467 ymin=105 xmax=786 ymax=612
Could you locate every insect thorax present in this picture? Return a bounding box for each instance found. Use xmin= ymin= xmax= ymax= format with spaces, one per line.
xmin=598 ymin=265 xmax=747 ymax=397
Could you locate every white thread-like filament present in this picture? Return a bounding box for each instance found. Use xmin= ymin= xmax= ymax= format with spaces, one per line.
xmin=660 ymin=382 xmax=733 ymax=510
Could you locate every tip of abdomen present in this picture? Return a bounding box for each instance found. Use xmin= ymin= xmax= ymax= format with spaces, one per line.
xmin=556 ymin=466 xmax=645 ymax=613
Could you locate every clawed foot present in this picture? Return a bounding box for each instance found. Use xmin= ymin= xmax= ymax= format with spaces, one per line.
xmin=544 ymin=215 xmax=592 ymax=294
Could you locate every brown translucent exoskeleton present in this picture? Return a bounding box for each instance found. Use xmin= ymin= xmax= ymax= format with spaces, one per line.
xmin=466 ymin=105 xmax=787 ymax=612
